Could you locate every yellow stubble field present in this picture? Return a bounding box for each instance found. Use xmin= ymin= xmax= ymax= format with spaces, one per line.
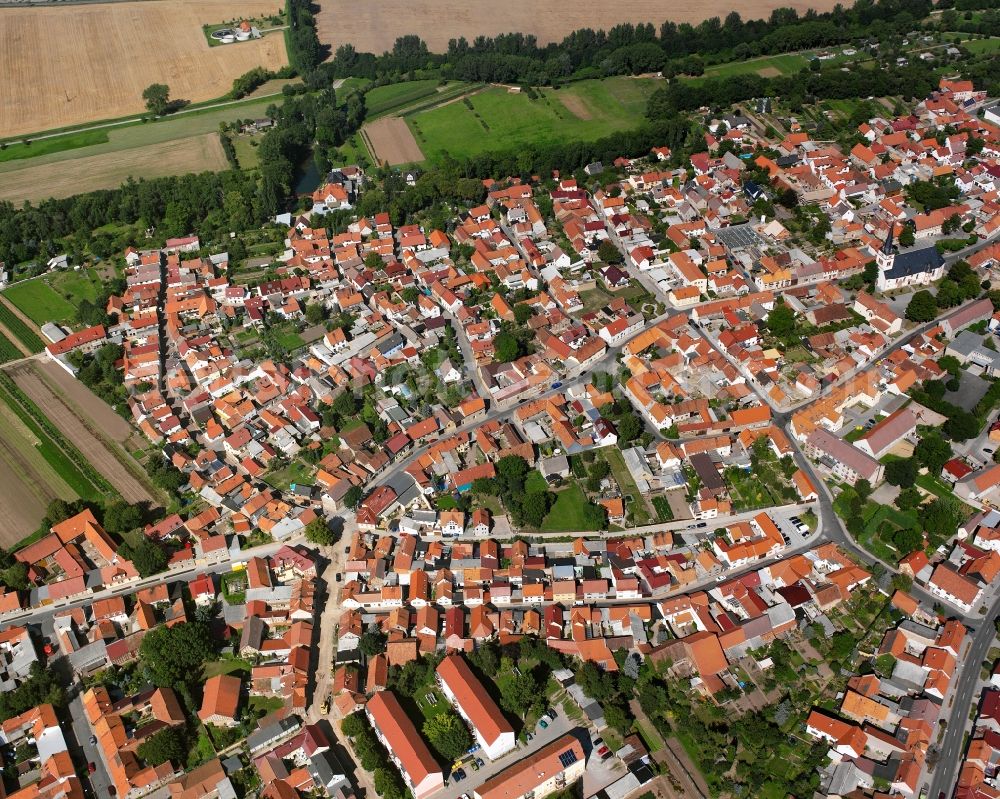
xmin=0 ymin=0 xmax=288 ymax=138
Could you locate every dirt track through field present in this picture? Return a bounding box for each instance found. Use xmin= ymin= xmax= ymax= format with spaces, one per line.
xmin=363 ymin=117 xmax=425 ymax=165
xmin=0 ymin=0 xmax=289 ymax=138
xmin=0 ymin=134 xmax=228 ymax=204
xmin=315 ymin=0 xmax=842 ymax=53
xmin=9 ymin=363 xmax=157 ymax=505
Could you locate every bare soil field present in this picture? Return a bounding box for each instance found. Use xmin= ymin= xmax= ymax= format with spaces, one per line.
xmin=315 ymin=0 xmax=842 ymax=53
xmin=757 ymin=66 xmax=783 ymax=77
xmin=364 ymin=117 xmax=425 ymax=165
xmin=35 ymin=360 xmax=134 ymax=443
xmin=9 ymin=363 xmax=158 ymax=505
xmin=0 ymin=0 xmax=288 ymax=138
xmin=0 ymin=400 xmax=76 ymax=546
xmin=0 ymin=134 xmax=228 ymax=203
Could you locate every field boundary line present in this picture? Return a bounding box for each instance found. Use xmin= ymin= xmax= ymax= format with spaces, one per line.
xmin=28 ymin=363 xmax=167 ymax=506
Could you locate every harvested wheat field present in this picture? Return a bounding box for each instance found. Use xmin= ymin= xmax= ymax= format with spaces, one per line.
xmin=315 ymin=0 xmax=842 ymax=53
xmin=364 ymin=117 xmax=425 ymax=166
xmin=0 ymin=134 xmax=228 ymax=203
xmin=9 ymin=362 xmax=158 ymax=505
xmin=0 ymin=0 xmax=288 ymax=138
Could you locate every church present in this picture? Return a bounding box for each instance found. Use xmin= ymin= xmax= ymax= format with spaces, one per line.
xmin=875 ymin=224 xmax=945 ymax=292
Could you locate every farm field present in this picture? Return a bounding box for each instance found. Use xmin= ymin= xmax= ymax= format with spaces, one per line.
xmin=364 ymin=117 xmax=426 ymax=165
xmin=0 ymin=299 xmax=45 ymax=352
xmin=9 ymin=362 xmax=158 ymax=504
xmin=0 ymin=134 xmax=228 ymax=204
xmin=4 ymin=270 xmax=105 ymax=327
xmin=407 ymin=78 xmax=659 ymax=161
xmin=365 ymin=80 xmax=441 ymax=116
xmin=314 ymin=0 xmax=842 ymax=53
xmin=0 ymin=398 xmax=77 ymax=546
xmin=0 ymin=0 xmax=288 ymax=138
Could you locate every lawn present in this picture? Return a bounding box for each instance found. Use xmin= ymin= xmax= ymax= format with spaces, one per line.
xmin=540 ymin=483 xmax=598 ymax=532
xmin=408 ymin=77 xmax=659 ymax=162
xmin=525 ymin=470 xmax=549 ymax=494
xmin=915 ymin=472 xmax=954 ymax=499
xmin=203 ymin=658 xmax=252 ymax=678
xmin=601 ymin=446 xmax=652 ymax=525
xmin=264 ymin=459 xmax=314 ymax=491
xmin=4 ymin=281 xmax=77 ymax=326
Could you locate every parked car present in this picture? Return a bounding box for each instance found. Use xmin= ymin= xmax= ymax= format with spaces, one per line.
xmin=539 ymin=719 xmax=549 ymax=729
xmin=454 ymin=769 xmax=466 ymax=782
xmin=545 ymin=708 xmax=557 ymax=720
xmin=89 ymin=736 xmax=97 ymax=746
xmin=87 ymin=762 xmax=96 ymax=774
xmin=470 ymin=761 xmax=479 ymax=772
xmin=526 ymin=732 xmax=534 ymax=742
xmin=593 ymin=737 xmax=604 ymax=747
xmin=476 ymin=758 xmax=485 ymax=769
xmin=598 ymin=746 xmax=612 ymax=759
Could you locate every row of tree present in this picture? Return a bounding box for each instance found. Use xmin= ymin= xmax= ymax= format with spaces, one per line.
xmin=321 ymin=0 xmax=935 ymax=87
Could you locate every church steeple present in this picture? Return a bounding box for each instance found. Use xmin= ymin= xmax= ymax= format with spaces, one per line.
xmin=881 ymin=222 xmax=895 ymax=255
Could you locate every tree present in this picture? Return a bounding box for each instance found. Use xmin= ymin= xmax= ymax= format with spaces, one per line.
xmin=914 ymin=433 xmax=952 ymax=474
xmin=597 ymin=240 xmax=623 ymax=264
xmin=898 ymin=226 xmax=915 ymax=247
xmin=884 ymin=457 xmax=918 ymax=488
xmin=494 ymin=331 xmax=520 ymax=363
xmin=522 ymin=491 xmax=553 ymax=527
xmin=359 ymin=628 xmax=387 ymax=656
xmin=118 ymin=537 xmax=167 ymax=578
xmin=945 ymin=410 xmax=980 ymax=441
xmin=373 ymin=768 xmax=405 ymax=799
xmin=102 ymin=500 xmax=145 ymax=536
xmin=829 ymin=631 xmax=856 ymax=660
xmin=306 ymin=302 xmax=327 ymax=325
xmin=497 ymin=658 xmax=539 ymax=716
xmin=423 ymin=711 xmax=473 ymax=761
xmin=142 ymin=84 xmax=171 ymax=116
xmin=766 ymin=299 xmax=796 ymax=339
xmin=895 ymin=487 xmax=923 ymax=511
xmin=137 ymin=727 xmax=187 ymax=766
xmin=513 ymin=304 xmax=534 ymax=325
xmin=854 ymin=479 xmax=872 ymax=504
xmin=305 ymin=517 xmax=336 ymax=546
xmin=617 ymin=413 xmax=643 ymax=444
xmin=344 ymin=485 xmax=363 ymax=510
xmin=139 ymin=621 xmax=214 ymax=688
xmin=341 ymin=712 xmax=366 ymax=738
xmin=905 ymin=290 xmax=938 ymax=323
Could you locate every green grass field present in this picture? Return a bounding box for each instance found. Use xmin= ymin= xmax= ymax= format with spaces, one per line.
xmin=4 ymin=281 xmax=78 ymax=326
xmin=540 ymin=483 xmax=598 ymax=532
xmin=366 ymin=80 xmax=442 ymax=117
xmin=963 ymin=38 xmax=1000 ymax=54
xmin=407 ymin=77 xmax=659 ymax=162
xmin=703 ymin=52 xmax=810 ymax=79
xmin=0 ymin=130 xmax=110 ymax=164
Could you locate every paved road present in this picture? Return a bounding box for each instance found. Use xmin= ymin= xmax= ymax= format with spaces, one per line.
xmin=927 ymin=595 xmax=1000 ymax=799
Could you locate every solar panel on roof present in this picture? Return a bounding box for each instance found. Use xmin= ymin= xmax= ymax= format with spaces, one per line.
xmin=558 ymin=750 xmax=577 ymax=768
